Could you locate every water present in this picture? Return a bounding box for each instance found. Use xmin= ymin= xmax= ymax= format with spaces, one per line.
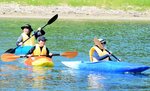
xmin=0 ymin=18 xmax=150 ymax=91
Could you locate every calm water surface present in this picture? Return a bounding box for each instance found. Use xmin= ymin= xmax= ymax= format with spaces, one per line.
xmin=0 ymin=18 xmax=150 ymax=91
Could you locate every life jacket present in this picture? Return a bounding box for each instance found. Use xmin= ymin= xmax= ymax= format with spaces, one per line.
xmin=33 ymin=44 xmax=47 ymax=56
xmin=21 ymin=33 xmax=35 ymax=46
xmin=89 ymin=46 xmax=109 ymax=62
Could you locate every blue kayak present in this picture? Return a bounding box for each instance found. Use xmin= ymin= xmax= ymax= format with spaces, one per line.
xmin=15 ymin=46 xmax=33 ymax=55
xmin=62 ymin=61 xmax=150 ymax=73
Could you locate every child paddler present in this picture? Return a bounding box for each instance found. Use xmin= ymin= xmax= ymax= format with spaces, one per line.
xmin=16 ymin=24 xmax=45 ymax=46
xmin=26 ymin=36 xmax=53 ymax=57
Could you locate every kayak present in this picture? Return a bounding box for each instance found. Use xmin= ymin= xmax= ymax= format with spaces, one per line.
xmin=62 ymin=61 xmax=150 ymax=73
xmin=24 ymin=56 xmax=54 ymax=67
xmin=15 ymin=46 xmax=33 ymax=55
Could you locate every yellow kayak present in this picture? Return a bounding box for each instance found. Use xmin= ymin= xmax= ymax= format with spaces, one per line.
xmin=24 ymin=56 xmax=54 ymax=67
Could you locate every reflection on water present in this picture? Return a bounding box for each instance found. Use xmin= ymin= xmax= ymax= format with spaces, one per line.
xmin=87 ymin=73 xmax=105 ymax=89
xmin=63 ymin=68 xmax=150 ymax=91
xmin=0 ymin=61 xmax=150 ymax=91
xmin=1 ymin=64 xmax=21 ymax=71
xmin=27 ymin=67 xmax=53 ymax=90
xmin=0 ymin=63 xmax=53 ymax=90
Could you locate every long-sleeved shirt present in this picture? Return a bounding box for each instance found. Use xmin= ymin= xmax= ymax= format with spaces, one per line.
xmin=16 ymin=30 xmax=45 ymax=46
xmin=93 ymin=50 xmax=111 ymax=61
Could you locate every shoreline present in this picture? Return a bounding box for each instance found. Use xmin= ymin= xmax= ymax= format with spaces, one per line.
xmin=1 ymin=15 xmax=150 ymax=21
xmin=1 ymin=3 xmax=150 ymax=20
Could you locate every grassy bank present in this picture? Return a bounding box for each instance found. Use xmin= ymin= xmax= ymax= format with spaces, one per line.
xmin=1 ymin=0 xmax=150 ymax=10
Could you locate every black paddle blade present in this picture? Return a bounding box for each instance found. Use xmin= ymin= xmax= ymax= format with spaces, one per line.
xmin=5 ymin=48 xmax=15 ymax=53
xmin=41 ymin=14 xmax=58 ymax=29
xmin=47 ymin=14 xmax=58 ymax=25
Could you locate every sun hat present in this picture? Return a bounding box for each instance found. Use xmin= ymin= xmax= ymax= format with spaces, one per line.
xmin=38 ymin=36 xmax=47 ymax=42
xmin=21 ymin=24 xmax=33 ymax=31
xmin=98 ymin=38 xmax=106 ymax=44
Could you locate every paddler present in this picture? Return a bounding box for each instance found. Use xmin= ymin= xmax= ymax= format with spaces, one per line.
xmin=26 ymin=36 xmax=52 ymax=57
xmin=89 ymin=38 xmax=112 ymax=62
xmin=16 ymin=24 xmax=45 ymax=46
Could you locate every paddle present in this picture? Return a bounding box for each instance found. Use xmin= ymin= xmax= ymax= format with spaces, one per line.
xmin=1 ymin=51 xmax=78 ymax=62
xmin=5 ymin=14 xmax=58 ymax=53
xmin=24 ymin=51 xmax=78 ymax=66
xmin=93 ymin=38 xmax=121 ymax=62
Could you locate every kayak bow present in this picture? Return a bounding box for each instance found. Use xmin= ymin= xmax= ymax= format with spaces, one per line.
xmin=62 ymin=61 xmax=150 ymax=73
xmin=24 ymin=56 xmax=54 ymax=67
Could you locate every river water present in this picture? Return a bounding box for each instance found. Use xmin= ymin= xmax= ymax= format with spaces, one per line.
xmin=0 ymin=18 xmax=150 ymax=91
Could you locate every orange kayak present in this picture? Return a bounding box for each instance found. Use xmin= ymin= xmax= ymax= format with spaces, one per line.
xmin=24 ymin=56 xmax=54 ymax=67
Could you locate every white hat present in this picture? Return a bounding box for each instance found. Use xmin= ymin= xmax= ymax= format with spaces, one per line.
xmin=98 ymin=38 xmax=106 ymax=44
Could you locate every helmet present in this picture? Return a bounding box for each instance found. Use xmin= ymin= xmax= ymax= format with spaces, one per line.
xmin=21 ymin=24 xmax=33 ymax=31
xmin=98 ymin=38 xmax=106 ymax=44
xmin=38 ymin=36 xmax=47 ymax=42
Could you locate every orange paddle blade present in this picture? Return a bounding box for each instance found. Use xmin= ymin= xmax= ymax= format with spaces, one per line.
xmin=61 ymin=51 xmax=78 ymax=58
xmin=93 ymin=38 xmax=105 ymax=50
xmin=1 ymin=53 xmax=20 ymax=62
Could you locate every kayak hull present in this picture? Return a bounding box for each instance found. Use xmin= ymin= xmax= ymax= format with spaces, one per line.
xmin=62 ymin=61 xmax=150 ymax=73
xmin=32 ymin=59 xmax=54 ymax=67
xmin=24 ymin=56 xmax=54 ymax=67
xmin=15 ymin=46 xmax=33 ymax=55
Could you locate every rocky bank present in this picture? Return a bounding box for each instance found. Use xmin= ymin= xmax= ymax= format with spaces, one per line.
xmin=0 ymin=3 xmax=150 ymax=20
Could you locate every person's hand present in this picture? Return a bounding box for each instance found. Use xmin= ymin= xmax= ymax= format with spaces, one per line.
xmin=108 ymin=53 xmax=111 ymax=56
xmin=37 ymin=27 xmax=42 ymax=31
xmin=18 ymin=42 xmax=23 ymax=46
xmin=118 ymin=59 xmax=122 ymax=61
xmin=49 ymin=53 xmax=53 ymax=56
xmin=37 ymin=27 xmax=44 ymax=31
xmin=37 ymin=27 xmax=45 ymax=36
xmin=26 ymin=54 xmax=32 ymax=58
xmin=107 ymin=51 xmax=112 ymax=56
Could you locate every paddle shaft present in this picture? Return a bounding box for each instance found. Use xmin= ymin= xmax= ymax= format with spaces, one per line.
xmin=7 ymin=30 xmax=44 ymax=53
xmin=1 ymin=51 xmax=77 ymax=62
xmin=41 ymin=24 xmax=48 ymax=30
xmin=94 ymin=38 xmax=121 ymax=62
xmin=13 ymin=53 xmax=66 ymax=59
xmin=52 ymin=54 xmax=60 ymax=56
xmin=97 ymin=46 xmax=121 ymax=62
xmin=20 ymin=14 xmax=58 ymax=45
xmin=105 ymin=49 xmax=121 ymax=62
xmin=14 ymin=17 xmax=57 ymax=49
xmin=15 ymin=14 xmax=58 ymax=49
xmin=5 ymin=14 xmax=58 ymax=53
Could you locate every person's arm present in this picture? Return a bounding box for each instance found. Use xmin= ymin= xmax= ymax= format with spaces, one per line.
xmin=26 ymin=46 xmax=36 ymax=55
xmin=93 ymin=50 xmax=110 ymax=61
xmin=46 ymin=47 xmax=51 ymax=57
xmin=34 ymin=28 xmax=45 ymax=39
xmin=16 ymin=35 xmax=23 ymax=46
